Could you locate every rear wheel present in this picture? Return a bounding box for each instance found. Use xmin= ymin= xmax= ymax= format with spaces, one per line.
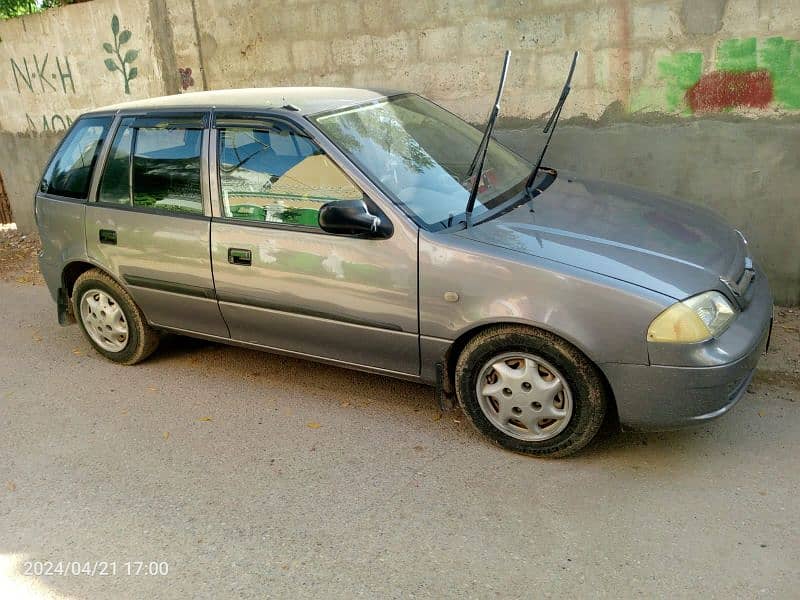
xmin=72 ymin=269 xmax=159 ymax=365
xmin=455 ymin=325 xmax=607 ymax=458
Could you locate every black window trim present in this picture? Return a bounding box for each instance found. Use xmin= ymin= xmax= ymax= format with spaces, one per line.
xmin=89 ymin=110 xmax=212 ymax=218
xmin=89 ymin=201 xmax=212 ymax=221
xmin=87 ymin=112 xmax=121 ymax=203
xmin=211 ymin=215 xmax=325 ymax=235
xmin=209 ymin=112 xmax=392 ymax=238
xmin=38 ymin=114 xmax=114 ymax=204
xmin=130 ymin=115 xmax=207 ymax=129
xmin=128 ymin=125 xmax=137 ymax=206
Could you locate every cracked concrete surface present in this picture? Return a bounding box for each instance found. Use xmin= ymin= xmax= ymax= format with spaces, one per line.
xmin=0 ymin=280 xmax=797 ymax=599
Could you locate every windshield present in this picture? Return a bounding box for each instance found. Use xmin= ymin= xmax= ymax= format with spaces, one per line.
xmin=311 ymin=94 xmax=532 ymax=229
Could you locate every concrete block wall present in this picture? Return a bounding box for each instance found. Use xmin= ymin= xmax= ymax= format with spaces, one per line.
xmin=0 ymin=0 xmax=798 ymax=303
xmin=186 ymin=0 xmax=800 ymax=122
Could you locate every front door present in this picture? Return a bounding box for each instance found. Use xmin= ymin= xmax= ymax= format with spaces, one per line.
xmin=209 ymin=118 xmax=419 ymax=375
xmin=86 ymin=114 xmax=229 ymax=337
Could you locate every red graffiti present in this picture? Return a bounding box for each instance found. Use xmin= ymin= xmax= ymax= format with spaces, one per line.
xmin=686 ymin=70 xmax=773 ymax=112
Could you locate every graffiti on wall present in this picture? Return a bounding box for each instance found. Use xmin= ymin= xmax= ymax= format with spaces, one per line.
xmin=8 ymin=54 xmax=77 ymax=131
xmin=25 ymin=113 xmax=74 ymax=132
xmin=657 ymin=37 xmax=800 ymax=113
xmin=10 ymin=54 xmax=75 ymax=95
xmin=102 ymin=15 xmax=139 ymax=94
xmin=4 ymin=14 xmax=143 ymax=132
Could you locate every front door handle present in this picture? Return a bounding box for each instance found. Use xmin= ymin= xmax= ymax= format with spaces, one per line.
xmin=228 ymin=248 xmax=252 ymax=266
xmin=99 ymin=229 xmax=117 ymax=245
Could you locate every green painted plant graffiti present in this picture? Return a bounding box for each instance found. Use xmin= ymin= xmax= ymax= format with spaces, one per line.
xmin=102 ymin=15 xmax=138 ymax=94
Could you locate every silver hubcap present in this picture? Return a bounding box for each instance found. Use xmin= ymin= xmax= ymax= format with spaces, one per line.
xmin=476 ymin=352 xmax=573 ymax=441
xmin=79 ymin=289 xmax=129 ymax=352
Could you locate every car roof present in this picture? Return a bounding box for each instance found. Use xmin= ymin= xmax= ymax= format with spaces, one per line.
xmin=84 ymin=87 xmax=402 ymax=117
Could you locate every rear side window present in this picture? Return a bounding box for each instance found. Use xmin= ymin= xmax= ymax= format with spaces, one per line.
xmin=41 ymin=117 xmax=111 ymax=199
xmin=97 ymin=119 xmax=204 ymax=215
xmin=133 ymin=127 xmax=203 ymax=214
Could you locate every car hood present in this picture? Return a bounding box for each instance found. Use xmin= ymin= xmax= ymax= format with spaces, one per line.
xmin=457 ymin=174 xmax=745 ymax=299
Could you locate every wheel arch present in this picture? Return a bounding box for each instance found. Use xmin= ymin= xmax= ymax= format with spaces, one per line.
xmin=443 ymin=320 xmax=620 ymax=428
xmin=61 ymin=260 xmax=126 ymax=298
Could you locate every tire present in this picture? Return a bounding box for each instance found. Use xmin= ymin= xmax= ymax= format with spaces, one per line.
xmin=72 ymin=268 xmax=159 ymax=365
xmin=455 ymin=325 xmax=607 ymax=458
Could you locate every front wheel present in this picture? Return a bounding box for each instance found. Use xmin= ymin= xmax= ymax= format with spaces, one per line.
xmin=72 ymin=268 xmax=159 ymax=365
xmin=455 ymin=325 xmax=607 ymax=458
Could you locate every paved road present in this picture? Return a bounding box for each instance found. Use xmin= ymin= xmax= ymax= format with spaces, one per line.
xmin=1 ymin=281 xmax=797 ymax=599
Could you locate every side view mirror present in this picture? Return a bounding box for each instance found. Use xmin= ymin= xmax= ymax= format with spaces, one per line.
xmin=318 ymin=200 xmax=392 ymax=238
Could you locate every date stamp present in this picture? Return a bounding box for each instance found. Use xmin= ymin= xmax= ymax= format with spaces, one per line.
xmin=23 ymin=560 xmax=169 ymax=577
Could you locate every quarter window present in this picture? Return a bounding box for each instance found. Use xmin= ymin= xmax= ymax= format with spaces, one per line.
xmin=41 ymin=117 xmax=111 ymax=199
xmin=218 ymin=125 xmax=363 ymax=225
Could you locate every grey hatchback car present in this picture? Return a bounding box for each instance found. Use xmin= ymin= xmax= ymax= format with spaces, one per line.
xmin=35 ymin=87 xmax=772 ymax=457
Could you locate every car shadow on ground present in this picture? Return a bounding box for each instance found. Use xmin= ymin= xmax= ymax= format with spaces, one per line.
xmin=143 ymin=333 xmax=773 ymax=462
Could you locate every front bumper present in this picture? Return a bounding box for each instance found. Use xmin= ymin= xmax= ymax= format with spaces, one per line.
xmin=602 ymin=267 xmax=773 ymax=431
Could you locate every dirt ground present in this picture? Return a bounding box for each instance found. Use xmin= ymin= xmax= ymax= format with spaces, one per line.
xmin=0 ymin=228 xmax=44 ymax=286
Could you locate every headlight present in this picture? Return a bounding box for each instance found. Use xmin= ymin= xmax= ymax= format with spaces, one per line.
xmin=647 ymin=291 xmax=736 ymax=343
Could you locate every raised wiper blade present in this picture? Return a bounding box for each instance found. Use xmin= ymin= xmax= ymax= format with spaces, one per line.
xmin=525 ymin=50 xmax=579 ymax=196
xmin=464 ymin=49 xmax=511 ymax=227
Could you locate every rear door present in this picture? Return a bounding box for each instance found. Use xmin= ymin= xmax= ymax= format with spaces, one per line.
xmin=85 ymin=113 xmax=229 ymax=337
xmin=209 ymin=115 xmax=419 ymax=375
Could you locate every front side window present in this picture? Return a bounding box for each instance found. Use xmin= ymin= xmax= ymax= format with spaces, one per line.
xmin=218 ymin=124 xmax=363 ymax=226
xmin=96 ymin=120 xmax=204 ymax=215
xmin=41 ymin=117 xmax=111 ymax=199
xmin=311 ymin=94 xmax=532 ymax=229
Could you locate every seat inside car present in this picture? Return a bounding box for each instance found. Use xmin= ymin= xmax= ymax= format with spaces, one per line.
xmin=220 ymin=129 xmax=314 ymax=178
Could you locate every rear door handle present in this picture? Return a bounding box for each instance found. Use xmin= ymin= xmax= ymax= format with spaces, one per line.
xmin=228 ymin=248 xmax=252 ymax=266
xmin=99 ymin=229 xmax=117 ymax=245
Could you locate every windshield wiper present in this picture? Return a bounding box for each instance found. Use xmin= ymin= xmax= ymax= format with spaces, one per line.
xmin=464 ymin=50 xmax=511 ymax=228
xmin=525 ymin=50 xmax=579 ymax=207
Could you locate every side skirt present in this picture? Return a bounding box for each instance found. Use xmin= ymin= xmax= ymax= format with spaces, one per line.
xmin=154 ymin=324 xmax=430 ymax=386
